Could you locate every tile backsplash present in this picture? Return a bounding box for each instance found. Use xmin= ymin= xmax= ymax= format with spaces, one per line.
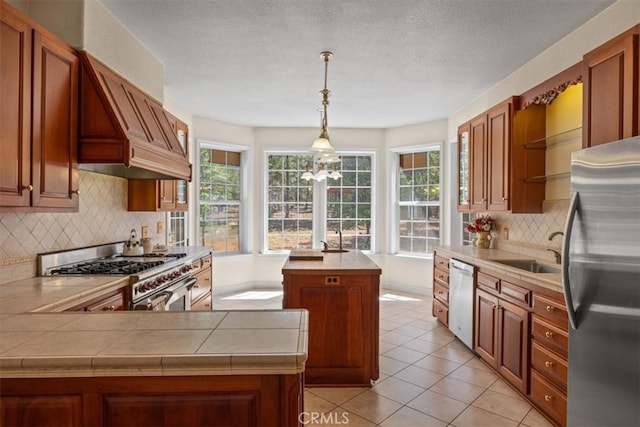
xmin=0 ymin=171 xmax=164 ymax=283
xmin=489 ymin=199 xmax=569 ymax=263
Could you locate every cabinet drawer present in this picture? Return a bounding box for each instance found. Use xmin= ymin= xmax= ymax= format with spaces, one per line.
xmin=477 ymin=271 xmax=500 ymax=293
xmin=533 ymin=294 xmax=567 ymax=328
xmin=532 ymin=340 xmax=567 ymax=389
xmin=530 ymin=370 xmax=567 ymax=426
xmin=433 ymin=298 xmax=448 ymax=326
xmin=532 ymin=315 xmax=568 ymax=355
xmin=192 ymin=269 xmax=212 ymax=303
xmin=500 ymin=280 xmax=531 ymax=307
xmin=434 ymin=281 xmax=449 ymax=303
xmin=85 ymin=292 xmax=124 ymax=312
xmin=191 ymin=293 xmax=211 ymax=311
xmin=434 ymin=269 xmax=449 ymax=285
xmin=434 ymin=255 xmax=450 ymax=272
xmin=201 ymin=255 xmax=212 ymax=269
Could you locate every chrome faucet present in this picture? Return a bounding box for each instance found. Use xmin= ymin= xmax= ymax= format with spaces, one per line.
xmin=336 ymin=229 xmax=343 ymax=251
xmin=321 ymin=241 xmax=328 ymax=251
xmin=547 ymin=231 xmax=564 ymax=264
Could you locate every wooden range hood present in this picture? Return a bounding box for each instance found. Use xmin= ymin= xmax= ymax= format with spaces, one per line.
xmin=78 ymin=53 xmax=191 ymax=181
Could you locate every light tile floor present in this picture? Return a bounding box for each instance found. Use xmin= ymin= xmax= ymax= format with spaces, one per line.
xmin=213 ymin=289 xmax=554 ymax=427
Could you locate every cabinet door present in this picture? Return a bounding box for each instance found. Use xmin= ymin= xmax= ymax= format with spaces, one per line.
xmin=159 ymin=180 xmax=177 ymax=210
xmin=475 ymin=289 xmax=498 ymax=366
xmin=0 ymin=6 xmax=31 ymax=207
xmin=85 ymin=291 xmax=125 ymax=312
xmin=457 ymin=122 xmax=471 ymax=211
xmin=583 ymin=27 xmax=639 ymax=147
xmin=469 ymin=115 xmax=488 ymax=211
xmin=497 ymin=299 xmax=529 ymax=393
xmin=487 ymin=102 xmax=511 ymax=211
xmin=1 ymin=395 xmax=82 ymax=426
xmin=31 ymin=29 xmax=79 ymax=209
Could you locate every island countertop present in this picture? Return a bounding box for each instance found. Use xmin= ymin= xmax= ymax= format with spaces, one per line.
xmin=0 ymin=309 xmax=308 ymax=378
xmin=282 ymin=249 xmax=381 ymax=275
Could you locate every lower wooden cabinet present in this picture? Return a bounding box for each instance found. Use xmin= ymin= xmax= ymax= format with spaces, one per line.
xmin=65 ymin=286 xmax=128 ymax=312
xmin=432 ymin=252 xmax=450 ymax=326
xmin=475 ymin=288 xmax=529 ymax=393
xmin=1 ymin=374 xmax=303 ymax=427
xmin=190 ymin=254 xmax=212 ymax=311
xmin=283 ymin=272 xmax=379 ymax=386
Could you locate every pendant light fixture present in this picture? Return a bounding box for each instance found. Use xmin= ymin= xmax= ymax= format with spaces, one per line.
xmin=303 ymin=51 xmax=341 ymax=182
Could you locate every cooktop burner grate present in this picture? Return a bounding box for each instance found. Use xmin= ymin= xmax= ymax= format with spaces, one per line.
xmin=50 ymin=260 xmax=165 ymax=275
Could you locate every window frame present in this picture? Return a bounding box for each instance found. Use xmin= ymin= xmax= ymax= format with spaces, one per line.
xmin=262 ymin=149 xmax=376 ymax=254
xmin=390 ymin=142 xmax=444 ymax=258
xmin=196 ymin=139 xmax=250 ymax=256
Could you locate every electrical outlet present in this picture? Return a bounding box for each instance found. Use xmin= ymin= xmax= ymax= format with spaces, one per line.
xmin=141 ymin=226 xmax=149 ymax=238
xmin=503 ymin=227 xmax=509 ymax=240
xmin=157 ymin=221 xmax=163 ymax=235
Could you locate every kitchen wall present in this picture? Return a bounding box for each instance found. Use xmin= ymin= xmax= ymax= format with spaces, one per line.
xmin=0 ymin=172 xmax=164 ymax=285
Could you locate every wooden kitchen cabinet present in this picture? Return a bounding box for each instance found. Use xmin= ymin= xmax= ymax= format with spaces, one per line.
xmin=190 ymin=254 xmax=212 ymax=310
xmin=475 ymin=272 xmax=530 ymax=394
xmin=583 ymin=25 xmax=640 ymax=148
xmin=282 ymin=251 xmax=380 ymax=386
xmin=1 ymin=2 xmax=79 ymax=212
xmin=1 ymin=374 xmax=303 ymax=427
xmin=457 ymin=97 xmax=542 ymax=212
xmin=65 ymin=286 xmax=128 ymax=312
xmin=432 ymin=252 xmax=450 ymax=326
xmin=529 ymin=292 xmax=568 ymax=426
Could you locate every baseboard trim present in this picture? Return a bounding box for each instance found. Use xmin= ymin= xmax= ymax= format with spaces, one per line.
xmin=381 ymin=282 xmax=432 ymax=297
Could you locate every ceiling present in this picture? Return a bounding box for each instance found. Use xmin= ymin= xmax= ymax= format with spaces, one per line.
xmin=99 ymin=0 xmax=615 ymax=128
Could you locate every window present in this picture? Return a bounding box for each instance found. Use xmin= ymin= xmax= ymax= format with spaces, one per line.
xmin=266 ymin=154 xmax=314 ymax=251
xmin=168 ymin=211 xmax=187 ymax=246
xmin=397 ymin=147 xmax=441 ymax=255
xmin=265 ymin=152 xmax=374 ymax=252
xmin=462 ymin=212 xmax=477 ymax=246
xmin=199 ymin=149 xmax=241 ymax=252
xmin=326 ymin=155 xmax=372 ymax=250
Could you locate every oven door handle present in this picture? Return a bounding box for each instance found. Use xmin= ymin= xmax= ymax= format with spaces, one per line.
xmin=183 ymin=277 xmax=197 ymax=291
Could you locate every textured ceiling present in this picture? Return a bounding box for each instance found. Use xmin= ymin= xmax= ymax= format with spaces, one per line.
xmin=99 ymin=0 xmax=615 ymax=128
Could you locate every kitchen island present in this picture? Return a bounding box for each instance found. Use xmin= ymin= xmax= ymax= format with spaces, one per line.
xmin=0 ymin=274 xmax=308 ymax=427
xmin=282 ymin=249 xmax=381 ymax=386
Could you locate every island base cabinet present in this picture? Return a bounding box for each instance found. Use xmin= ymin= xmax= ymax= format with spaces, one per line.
xmin=1 ymin=374 xmax=303 ymax=427
xmin=283 ymin=273 xmax=379 ymax=386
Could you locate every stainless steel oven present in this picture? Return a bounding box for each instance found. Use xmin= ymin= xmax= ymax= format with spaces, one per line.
xmin=133 ymin=276 xmax=196 ymax=311
xmin=38 ymin=242 xmax=197 ymax=312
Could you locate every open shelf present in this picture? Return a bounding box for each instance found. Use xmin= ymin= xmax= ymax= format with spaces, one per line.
xmin=524 ymin=127 xmax=582 ymax=148
xmin=524 ymin=172 xmax=571 ymax=182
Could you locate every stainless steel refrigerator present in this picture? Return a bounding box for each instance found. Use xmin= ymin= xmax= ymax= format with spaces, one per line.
xmin=563 ymin=136 xmax=640 ymax=427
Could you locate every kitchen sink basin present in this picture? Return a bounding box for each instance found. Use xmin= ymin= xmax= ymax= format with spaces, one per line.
xmin=493 ymin=259 xmax=561 ymax=274
xmin=321 ymin=249 xmax=349 ymax=253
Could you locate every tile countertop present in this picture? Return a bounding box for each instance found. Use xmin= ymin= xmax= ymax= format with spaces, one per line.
xmin=282 ymin=249 xmax=382 ymax=275
xmin=434 ymin=246 xmax=563 ymax=293
xmin=0 ymin=246 xmax=308 ymax=378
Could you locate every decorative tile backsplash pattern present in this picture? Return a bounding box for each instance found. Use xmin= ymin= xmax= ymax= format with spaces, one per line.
xmin=490 ymin=199 xmax=569 ymax=263
xmin=0 ymin=171 xmax=164 ymax=282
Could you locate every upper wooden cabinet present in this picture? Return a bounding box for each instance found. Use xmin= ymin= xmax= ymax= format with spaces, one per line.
xmin=1 ymin=2 xmax=79 ymax=212
xmin=458 ymin=97 xmax=543 ymax=213
xmin=583 ymin=25 xmax=640 ymax=148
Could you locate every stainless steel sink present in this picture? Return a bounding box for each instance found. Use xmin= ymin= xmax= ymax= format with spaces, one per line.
xmin=493 ymin=259 xmax=561 ymax=274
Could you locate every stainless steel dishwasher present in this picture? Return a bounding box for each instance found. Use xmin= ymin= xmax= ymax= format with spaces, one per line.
xmin=448 ymin=259 xmax=475 ymax=350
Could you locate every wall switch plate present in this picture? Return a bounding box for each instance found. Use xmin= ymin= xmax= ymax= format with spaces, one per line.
xmin=503 ymin=227 xmax=509 ymax=240
xmin=141 ymin=226 xmax=149 ymax=238
xmin=157 ymin=221 xmax=163 ymax=235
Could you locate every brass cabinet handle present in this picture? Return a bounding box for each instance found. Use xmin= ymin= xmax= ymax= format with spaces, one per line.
xmin=502 ymin=197 xmax=507 ymax=202
xmin=546 ymin=305 xmax=555 ymax=312
xmin=437 ymin=290 xmax=444 ymax=294
xmin=545 ymin=331 xmax=554 ymax=338
xmin=72 ymin=189 xmax=80 ymax=194
xmin=492 ymin=304 xmax=498 ymax=309
xmin=544 ymin=394 xmax=553 ymax=402
xmin=23 ymin=184 xmax=34 ymax=191
xmin=545 ymin=361 xmax=553 ymax=368
xmin=103 ymin=305 xmax=115 ymax=311
xmin=436 ymin=309 xmax=443 ymax=313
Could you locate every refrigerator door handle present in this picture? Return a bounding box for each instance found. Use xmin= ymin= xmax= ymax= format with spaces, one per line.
xmin=562 ymin=191 xmax=579 ymax=330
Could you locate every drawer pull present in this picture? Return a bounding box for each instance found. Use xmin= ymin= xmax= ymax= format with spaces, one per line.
xmin=544 ymin=394 xmax=553 ymax=402
xmin=546 ymin=305 xmax=555 ymax=312
xmin=492 ymin=304 xmax=498 ymax=309
xmin=436 ymin=309 xmax=443 ymax=313
xmin=437 ymin=290 xmax=444 ymax=294
xmin=545 ymin=331 xmax=554 ymax=338
xmin=103 ymin=305 xmax=115 ymax=311
xmin=544 ymin=361 xmax=553 ymax=368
